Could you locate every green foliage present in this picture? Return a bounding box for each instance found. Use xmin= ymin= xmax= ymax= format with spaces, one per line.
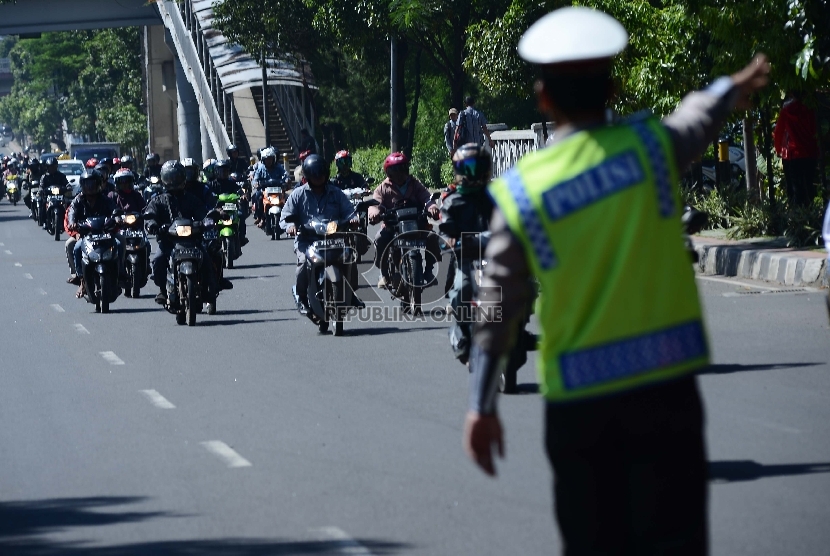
xmin=0 ymin=29 xmax=146 ymax=151
xmin=351 ymin=145 xmax=390 ymax=185
xmin=213 ymin=0 xmax=311 ymax=62
xmin=350 ymin=143 xmax=452 ymax=190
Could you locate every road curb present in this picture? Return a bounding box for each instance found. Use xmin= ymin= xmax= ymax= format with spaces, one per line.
xmin=693 ymin=240 xmax=828 ymax=288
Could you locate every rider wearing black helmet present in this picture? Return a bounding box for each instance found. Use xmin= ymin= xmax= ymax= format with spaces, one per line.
xmin=143 ymin=160 xmax=232 ymax=306
xmin=143 ymin=152 xmax=162 ymax=180
xmin=65 ymin=170 xmax=119 ymax=291
xmin=39 ymin=157 xmax=70 ymax=226
xmin=182 ymin=157 xmax=214 ymax=210
xmin=280 ymin=154 xmax=362 ymax=314
xmin=226 ymin=144 xmax=248 ymax=177
xmin=209 ymin=159 xmax=248 ymax=245
xmin=439 ymin=143 xmax=496 ymax=363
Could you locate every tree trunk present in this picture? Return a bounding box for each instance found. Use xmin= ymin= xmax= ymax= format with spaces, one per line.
xmin=404 ymin=48 xmax=422 ymax=158
xmin=760 ymin=106 xmax=776 ymax=210
xmin=390 ymin=36 xmax=407 ymax=153
xmin=742 ymin=117 xmax=758 ymax=201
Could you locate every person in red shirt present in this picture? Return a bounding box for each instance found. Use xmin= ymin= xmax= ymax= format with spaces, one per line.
xmin=774 ymin=91 xmax=819 ymax=206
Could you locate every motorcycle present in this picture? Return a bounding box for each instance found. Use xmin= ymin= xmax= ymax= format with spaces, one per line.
xmin=142 ymin=175 xmax=163 ymax=203
xmin=216 ymin=191 xmax=242 ymax=269
xmin=44 ymin=184 xmax=70 ymax=241
xmin=287 ymin=213 xmax=356 ymax=336
xmin=682 ymin=206 xmax=709 ymax=263
xmin=380 ymin=203 xmax=432 ymax=315
xmin=262 ymin=179 xmax=287 ymax=240
xmin=118 ymin=212 xmax=151 ymax=298
xmin=31 ymin=186 xmax=45 ymax=226
xmin=77 ymin=215 xmax=121 ymax=314
xmin=5 ymin=174 xmax=20 ymax=205
xmin=342 ymin=183 xmax=374 ymax=262
xmin=165 ymin=217 xmax=216 ymax=326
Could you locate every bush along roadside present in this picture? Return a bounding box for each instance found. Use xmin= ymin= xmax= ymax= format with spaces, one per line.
xmin=351 ymin=145 xmax=453 ymax=191
xmin=683 ymin=185 xmax=827 ymax=248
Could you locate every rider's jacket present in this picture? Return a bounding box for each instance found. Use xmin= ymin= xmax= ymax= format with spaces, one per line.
xmin=333 ymin=171 xmax=366 ymax=191
xmin=185 ymin=181 xmax=215 ymax=210
xmin=439 ymin=188 xmax=493 ymax=242
xmin=108 ymin=190 xmax=146 ymax=213
xmin=252 ymin=163 xmax=288 ymax=188
xmin=143 ymin=164 xmax=162 ymax=180
xmin=228 ymin=156 xmax=248 ymax=177
xmin=209 ymin=178 xmax=240 ymax=197
xmin=143 ymin=191 xmax=209 ymax=240
xmin=40 ymin=171 xmax=69 ymax=190
xmin=489 ymin=116 xmax=708 ymax=403
xmin=368 ymin=176 xmax=435 ymax=227
xmin=68 ymin=194 xmax=117 ymax=231
xmin=279 ymin=182 xmax=355 ymax=251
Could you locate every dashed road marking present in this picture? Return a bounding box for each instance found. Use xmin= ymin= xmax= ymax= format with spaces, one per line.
xmin=23 ymin=273 xmax=33 ymax=279
xmin=74 ymin=323 xmax=90 ymax=334
xmin=200 ymin=441 xmax=252 ymax=468
xmin=50 ymin=304 xmax=65 ymax=312
xmin=4 ymin=250 xmax=11 ymax=255
xmin=38 ymin=288 xmax=47 ymax=295
xmin=140 ymin=389 xmax=176 ymax=409
xmin=311 ymin=527 xmax=374 ymax=555
xmin=14 ymin=262 xmax=22 ymax=267
xmin=99 ymin=351 xmax=125 ymax=365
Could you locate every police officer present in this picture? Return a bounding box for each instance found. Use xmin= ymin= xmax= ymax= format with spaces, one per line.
xmin=462 ymin=7 xmax=770 ymax=555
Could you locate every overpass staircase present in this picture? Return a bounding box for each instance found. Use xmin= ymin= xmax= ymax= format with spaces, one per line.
xmin=156 ymin=0 xmax=314 ymax=167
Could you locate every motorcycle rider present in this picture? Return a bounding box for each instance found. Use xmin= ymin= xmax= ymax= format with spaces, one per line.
xmin=66 ymin=170 xmax=120 ymax=296
xmin=143 ymin=153 xmax=162 ymax=180
xmin=182 ymin=157 xmax=215 ymax=210
xmin=252 ymin=147 xmax=288 ymax=226
xmin=439 ymin=143 xmax=496 ymax=363
xmin=120 ymin=155 xmax=137 ymax=179
xmin=39 ymin=157 xmax=70 ymax=226
xmin=226 ymin=144 xmax=248 ymax=176
xmin=209 ymin=159 xmax=248 ymax=246
xmin=332 ymin=150 xmax=367 ymax=191
xmin=368 ymin=152 xmax=441 ymax=288
xmin=280 ymin=154 xmax=362 ymax=314
xmin=109 ymin=168 xmax=146 ymax=281
xmin=143 ymin=160 xmax=232 ymax=306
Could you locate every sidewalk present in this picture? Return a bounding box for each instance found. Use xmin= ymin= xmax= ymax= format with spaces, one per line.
xmin=692 ymin=230 xmax=828 ymax=288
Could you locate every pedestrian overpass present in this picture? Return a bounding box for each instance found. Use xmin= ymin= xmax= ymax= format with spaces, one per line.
xmin=0 ymin=0 xmax=315 ymax=166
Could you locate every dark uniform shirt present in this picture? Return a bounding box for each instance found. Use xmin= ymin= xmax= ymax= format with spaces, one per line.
xmin=108 ymin=190 xmax=146 ymax=213
xmin=67 ymin=194 xmax=117 ymax=229
xmin=332 ymin=171 xmax=367 ymax=191
xmin=143 ymin=191 xmax=209 ymax=234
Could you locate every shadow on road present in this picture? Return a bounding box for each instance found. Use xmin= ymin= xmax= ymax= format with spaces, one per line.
xmin=231 ymin=262 xmax=293 ymax=269
xmin=699 ymin=362 xmax=822 ymax=375
xmin=515 ymin=383 xmax=540 ymax=395
xmin=345 ymin=325 xmax=445 ymax=337
xmin=197 ymin=317 xmax=291 ymax=327
xmin=0 ymin=211 xmax=31 ymax=224
xmin=0 ymin=496 xmax=409 ymax=555
xmin=709 ymin=460 xmax=830 ymax=483
xmin=115 ymin=307 xmax=161 ymax=314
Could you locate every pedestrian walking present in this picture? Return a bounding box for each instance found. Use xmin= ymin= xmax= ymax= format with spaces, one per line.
xmin=462 ymin=7 xmax=770 ymax=556
xmin=454 ymin=96 xmax=494 ymax=151
xmin=774 ymin=91 xmax=819 ymax=207
xmin=444 ymin=108 xmax=459 ymax=157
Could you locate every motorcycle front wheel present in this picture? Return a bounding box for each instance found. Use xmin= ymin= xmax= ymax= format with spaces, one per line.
xmin=53 ymin=211 xmax=61 ymax=241
xmin=99 ymin=275 xmax=110 ymax=314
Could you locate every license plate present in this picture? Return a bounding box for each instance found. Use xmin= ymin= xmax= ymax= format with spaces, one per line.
xmin=223 ymin=203 xmax=237 ymax=211
xmin=174 ymin=248 xmax=202 ymax=259
xmin=88 ymin=234 xmax=110 ymax=241
xmin=265 ymin=187 xmax=282 ymax=194
xmin=50 ymin=195 xmax=63 ymax=202
xmin=313 ymin=239 xmax=345 ymax=248
xmin=204 ymin=230 xmax=218 ymax=240
xmin=394 ymin=239 xmax=426 ymax=248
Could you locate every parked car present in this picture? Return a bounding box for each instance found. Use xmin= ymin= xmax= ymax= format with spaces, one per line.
xmin=58 ymin=160 xmax=86 ymax=190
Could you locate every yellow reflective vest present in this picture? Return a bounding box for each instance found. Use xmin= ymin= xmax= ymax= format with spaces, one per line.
xmin=489 ymin=117 xmax=709 ymax=403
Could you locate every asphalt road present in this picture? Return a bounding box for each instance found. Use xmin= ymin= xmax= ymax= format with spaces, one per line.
xmin=0 ymin=199 xmax=827 ymax=555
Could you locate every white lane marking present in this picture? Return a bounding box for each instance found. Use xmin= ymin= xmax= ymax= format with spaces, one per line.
xmin=311 ymin=527 xmax=374 ymax=555
xmin=50 ymin=304 xmax=65 ymax=313
xmin=200 ymin=441 xmax=252 ymax=468
xmin=38 ymin=288 xmax=47 ymax=295
xmin=74 ymin=323 xmax=90 ymax=334
xmin=0 ymin=242 xmax=4 ymax=246
xmin=140 ymin=389 xmax=176 ymax=409
xmin=99 ymin=351 xmax=125 ymax=365
xmin=696 ymin=275 xmax=779 ymax=290
xmin=14 ymin=262 xmax=22 ymax=267
xmin=23 ymin=273 xmax=33 ymax=279
xmin=745 ymin=417 xmax=801 ymax=434
xmin=4 ymin=250 xmax=11 ymax=255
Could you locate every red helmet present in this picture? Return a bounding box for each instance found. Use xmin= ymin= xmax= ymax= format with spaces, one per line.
xmin=85 ymin=158 xmax=99 ymax=169
xmin=298 ymin=149 xmax=312 ymax=162
xmin=383 ymin=152 xmax=409 ymax=171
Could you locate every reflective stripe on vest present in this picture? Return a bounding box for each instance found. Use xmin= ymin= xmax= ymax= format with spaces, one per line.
xmin=504 ymin=168 xmax=558 ymax=270
xmin=631 ymin=122 xmax=675 ymax=218
xmin=560 ymin=321 xmax=707 ymax=390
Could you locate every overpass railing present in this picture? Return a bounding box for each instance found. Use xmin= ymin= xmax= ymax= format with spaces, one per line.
xmin=490 ymin=122 xmax=554 ymax=178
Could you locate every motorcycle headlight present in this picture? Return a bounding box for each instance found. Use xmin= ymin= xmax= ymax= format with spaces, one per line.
xmin=51 ymin=187 xmax=61 ymax=195
xmin=221 ymin=219 xmax=234 ymax=226
xmin=326 ymin=221 xmax=338 ymax=235
xmin=124 ymin=214 xmax=137 ymax=225
xmin=176 ymin=225 xmax=192 ymax=237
